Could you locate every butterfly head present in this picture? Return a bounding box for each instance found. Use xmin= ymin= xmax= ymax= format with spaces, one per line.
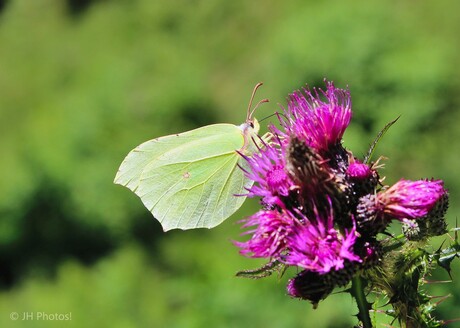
xmin=240 ymin=117 xmax=260 ymax=136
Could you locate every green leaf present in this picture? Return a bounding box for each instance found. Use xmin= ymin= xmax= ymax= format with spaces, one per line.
xmin=364 ymin=116 xmax=400 ymax=164
xmin=236 ymin=259 xmax=285 ymax=279
xmin=437 ymin=245 xmax=460 ymax=277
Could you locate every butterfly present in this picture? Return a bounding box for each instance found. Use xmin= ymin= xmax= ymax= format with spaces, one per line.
xmin=114 ymin=83 xmax=268 ymax=231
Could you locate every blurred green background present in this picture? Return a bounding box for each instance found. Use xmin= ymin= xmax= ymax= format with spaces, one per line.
xmin=1 ymin=0 xmax=459 ymax=327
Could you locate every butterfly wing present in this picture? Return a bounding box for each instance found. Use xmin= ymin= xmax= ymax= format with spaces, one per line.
xmin=114 ymin=124 xmax=255 ymax=231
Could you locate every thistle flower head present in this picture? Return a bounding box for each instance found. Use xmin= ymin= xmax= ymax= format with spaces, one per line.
xmin=283 ymin=209 xmax=360 ymax=274
xmin=378 ymin=179 xmax=447 ymax=221
xmin=347 ymin=160 xmax=372 ymax=180
xmin=235 ymin=209 xmax=295 ymax=259
xmin=280 ymin=81 xmax=352 ymax=153
xmin=347 ymin=158 xmax=380 ymax=197
xmin=240 ymin=138 xmax=295 ymax=205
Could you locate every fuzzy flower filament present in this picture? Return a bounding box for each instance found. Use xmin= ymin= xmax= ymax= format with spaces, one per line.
xmin=378 ymin=179 xmax=447 ymax=221
xmin=236 ymin=209 xmax=294 ymax=259
xmin=283 ymin=211 xmax=360 ymax=274
xmin=281 ymin=81 xmax=352 ymax=153
xmin=239 ymin=138 xmax=295 ymax=206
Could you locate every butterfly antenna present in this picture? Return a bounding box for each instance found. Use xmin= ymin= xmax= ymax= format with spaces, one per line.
xmin=249 ymin=98 xmax=269 ymax=119
xmin=259 ymin=112 xmax=282 ymax=123
xmin=247 ymin=82 xmax=265 ymax=121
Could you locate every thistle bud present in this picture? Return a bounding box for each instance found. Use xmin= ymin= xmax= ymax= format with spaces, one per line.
xmin=347 ymin=159 xmax=379 ymax=197
xmin=355 ymin=194 xmax=388 ymax=234
xmin=287 ymin=270 xmax=334 ymax=307
xmin=402 ymin=192 xmax=449 ymax=240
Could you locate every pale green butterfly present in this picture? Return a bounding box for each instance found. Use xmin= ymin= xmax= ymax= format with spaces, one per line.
xmin=114 ymin=83 xmax=269 ymax=231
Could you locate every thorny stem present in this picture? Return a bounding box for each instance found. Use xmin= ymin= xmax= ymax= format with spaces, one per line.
xmin=351 ymin=275 xmax=372 ymax=328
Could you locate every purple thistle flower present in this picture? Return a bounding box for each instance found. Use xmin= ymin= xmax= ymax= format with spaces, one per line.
xmin=279 ymin=81 xmax=352 ymax=153
xmin=233 ymin=80 xmax=452 ymax=321
xmin=235 ymin=209 xmax=295 ymax=258
xmin=239 ymin=137 xmax=296 ymax=205
xmin=283 ymin=209 xmax=360 ymax=274
xmin=347 ymin=160 xmax=372 ymax=180
xmin=346 ymin=158 xmax=380 ymax=197
xmin=378 ymin=179 xmax=447 ymax=221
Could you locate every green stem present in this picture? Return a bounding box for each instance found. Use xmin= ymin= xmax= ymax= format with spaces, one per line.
xmin=351 ymin=275 xmax=372 ymax=328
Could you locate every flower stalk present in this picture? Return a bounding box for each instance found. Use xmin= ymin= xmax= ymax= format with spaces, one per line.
xmin=351 ymin=275 xmax=372 ymax=328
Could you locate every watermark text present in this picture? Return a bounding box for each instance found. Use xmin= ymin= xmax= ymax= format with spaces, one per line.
xmin=10 ymin=312 xmax=72 ymax=321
